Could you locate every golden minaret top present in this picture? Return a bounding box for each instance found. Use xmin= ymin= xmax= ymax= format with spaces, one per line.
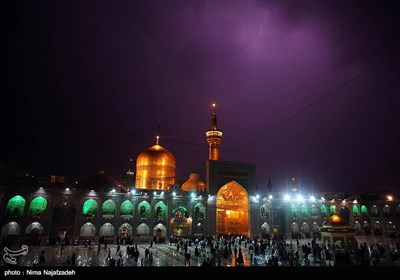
xmin=205 ymin=103 xmax=223 ymax=160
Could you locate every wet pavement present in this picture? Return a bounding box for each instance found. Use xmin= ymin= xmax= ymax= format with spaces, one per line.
xmin=1 ymin=242 xmax=251 ymax=267
xmin=1 ymin=236 xmax=399 ymax=267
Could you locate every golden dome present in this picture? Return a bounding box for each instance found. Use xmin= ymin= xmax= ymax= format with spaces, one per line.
xmin=181 ymin=172 xmax=206 ymax=192
xmin=135 ymin=144 xmax=176 ymax=191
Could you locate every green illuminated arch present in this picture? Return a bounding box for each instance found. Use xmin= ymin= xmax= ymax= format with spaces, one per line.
xmin=154 ymin=201 xmax=167 ymax=220
xmin=330 ymin=205 xmax=336 ymax=215
xmin=29 ymin=196 xmax=47 ymax=217
xmin=194 ymin=203 xmax=205 ymax=220
xmin=383 ymin=205 xmax=390 ymax=216
xmin=120 ymin=200 xmax=134 ymax=216
xmin=82 ymin=199 xmax=98 ymax=217
xmin=290 ymin=205 xmax=297 ymax=218
xmin=172 ymin=205 xmax=188 ymax=218
xmin=311 ymin=205 xmax=318 ymax=216
xmin=361 ymin=205 xmax=368 ymax=216
xmin=320 ymin=205 xmax=328 ymax=218
xmin=6 ymin=195 xmax=26 ymax=217
xmin=260 ymin=204 xmax=270 ymax=218
xmin=371 ymin=205 xmax=379 ymax=217
xmin=102 ymin=199 xmax=116 ymax=216
xmin=301 ymin=204 xmax=308 ymax=217
xmin=138 ymin=201 xmax=151 ymax=219
xmin=353 ymin=205 xmax=360 ymax=217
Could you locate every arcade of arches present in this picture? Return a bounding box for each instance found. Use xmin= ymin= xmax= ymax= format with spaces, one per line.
xmin=216 ymin=181 xmax=249 ymax=236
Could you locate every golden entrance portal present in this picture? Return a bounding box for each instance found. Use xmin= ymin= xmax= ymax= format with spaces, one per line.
xmin=216 ymin=181 xmax=249 ymax=236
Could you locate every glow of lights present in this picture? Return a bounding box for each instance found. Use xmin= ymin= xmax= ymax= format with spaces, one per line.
xmin=161 ymin=191 xmax=164 ymax=196
xmin=172 ymin=192 xmax=176 ymax=197
xmin=330 ymin=215 xmax=341 ymax=223
xmin=256 ymin=194 xmax=260 ymax=199
xmin=353 ymin=199 xmax=358 ymax=204
xmin=226 ymin=210 xmax=231 ymax=215
xmin=387 ymin=195 xmax=393 ymax=201
xmin=284 ymin=194 xmax=290 ymax=201
xmin=112 ymin=189 xmax=116 ymax=193
xmin=268 ymin=195 xmax=273 ymax=200
xmin=197 ymin=223 xmax=201 ymax=227
xmin=65 ymin=188 xmax=70 ymax=191
xmin=191 ymin=193 xmax=196 ymax=198
xmin=154 ymin=191 xmax=157 ymax=196
xmin=131 ymin=190 xmax=136 ymax=195
xmin=296 ymin=194 xmax=303 ymax=202
xmin=310 ymin=196 xmax=316 ymax=202
xmin=321 ymin=197 xmax=325 ymax=201
xmin=90 ymin=190 xmax=94 ymax=192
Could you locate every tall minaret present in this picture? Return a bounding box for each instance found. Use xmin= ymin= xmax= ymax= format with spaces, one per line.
xmin=205 ymin=103 xmax=223 ymax=160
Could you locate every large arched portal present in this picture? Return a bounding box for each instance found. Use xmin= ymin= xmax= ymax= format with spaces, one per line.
xmin=50 ymin=202 xmax=76 ymax=246
xmin=216 ymin=181 xmax=249 ymax=236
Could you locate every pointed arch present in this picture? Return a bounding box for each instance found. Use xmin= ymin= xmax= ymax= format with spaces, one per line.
xmin=100 ymin=223 xmax=115 ymax=236
xmin=136 ymin=223 xmax=150 ymax=236
xmin=172 ymin=205 xmax=189 ymax=218
xmin=25 ymin=222 xmax=44 ymax=234
xmin=50 ymin=202 xmax=75 ymax=242
xmin=154 ymin=201 xmax=167 ymax=220
xmin=194 ymin=203 xmax=205 ymax=220
xmin=301 ymin=204 xmax=308 ymax=217
xmin=119 ymin=223 xmax=133 ymax=236
xmin=6 ymin=195 xmax=26 ymax=217
xmin=339 ymin=206 xmax=350 ymax=223
xmin=311 ymin=204 xmax=318 ymax=217
xmin=290 ymin=204 xmax=298 ymax=218
xmin=260 ymin=204 xmax=270 ymax=218
xmin=80 ymin=222 xmax=95 ymax=237
xmin=291 ymin=222 xmax=299 ymax=232
xmin=371 ymin=205 xmax=379 ymax=217
xmin=216 ymin=181 xmax=249 ymax=236
xmin=261 ymin=222 xmax=270 ymax=233
xmin=102 ymin=199 xmax=116 ymax=217
xmin=29 ymin=196 xmax=47 ymax=217
xmin=2 ymin=222 xmax=20 ymax=236
xmin=153 ymin=223 xmax=166 ymax=239
xmin=329 ymin=205 xmax=336 ymax=215
xmin=353 ymin=205 xmax=360 ymax=217
xmin=383 ymin=205 xmax=391 ymax=217
xmin=320 ymin=205 xmax=328 ymax=218
xmin=312 ymin=222 xmax=319 ymax=232
xmin=355 ymin=221 xmax=361 ymax=232
xmin=120 ymin=200 xmax=134 ymax=216
xmin=138 ymin=201 xmax=151 ymax=219
xmin=361 ymin=205 xmax=368 ymax=216
xmin=302 ymin=222 xmax=310 ymax=233
xmin=82 ymin=199 xmax=98 ymax=217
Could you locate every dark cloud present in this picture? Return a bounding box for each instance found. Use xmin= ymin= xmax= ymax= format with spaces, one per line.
xmin=2 ymin=0 xmax=399 ymax=193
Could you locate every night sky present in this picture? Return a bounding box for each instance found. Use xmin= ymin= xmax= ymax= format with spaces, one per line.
xmin=2 ymin=0 xmax=400 ymax=193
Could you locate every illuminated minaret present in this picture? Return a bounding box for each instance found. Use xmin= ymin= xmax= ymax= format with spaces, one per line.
xmin=290 ymin=177 xmax=298 ymax=193
xmin=205 ymin=103 xmax=223 ymax=160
